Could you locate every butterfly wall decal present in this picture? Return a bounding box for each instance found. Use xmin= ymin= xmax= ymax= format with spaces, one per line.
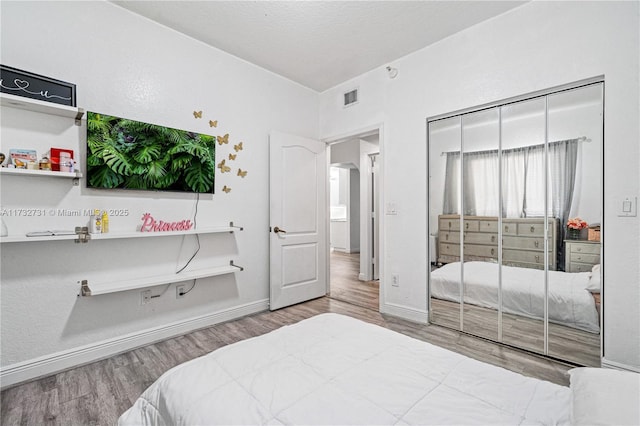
xmin=217 ymin=159 xmax=231 ymax=173
xmin=228 ymin=153 xmax=237 ymax=161
xmin=217 ymin=133 xmax=229 ymax=145
xmin=209 ymin=120 xmax=218 ymax=128
xmin=193 ymin=110 xmax=202 ymax=119
xmin=237 ymin=168 xmax=247 ymax=178
xmin=222 ymin=185 xmax=231 ymax=193
xmin=234 ymin=142 xmax=243 ymax=152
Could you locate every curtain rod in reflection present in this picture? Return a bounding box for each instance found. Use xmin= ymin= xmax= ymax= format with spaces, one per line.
xmin=439 ymin=136 xmax=589 ymax=156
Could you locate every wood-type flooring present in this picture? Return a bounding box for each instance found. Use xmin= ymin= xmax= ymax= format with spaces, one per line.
xmin=1 ymin=255 xmax=577 ymax=425
xmin=430 ymin=298 xmax=601 ymax=367
xmin=329 ymin=250 xmax=379 ymax=310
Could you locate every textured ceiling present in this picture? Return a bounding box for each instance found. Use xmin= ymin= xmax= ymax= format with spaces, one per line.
xmin=111 ymin=1 xmax=527 ymax=92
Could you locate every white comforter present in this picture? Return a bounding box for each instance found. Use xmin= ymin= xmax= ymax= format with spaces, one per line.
xmin=431 ymin=261 xmax=599 ymax=333
xmin=119 ymin=313 xmax=570 ymax=425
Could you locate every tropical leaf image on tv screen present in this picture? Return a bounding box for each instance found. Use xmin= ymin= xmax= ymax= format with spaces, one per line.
xmin=86 ymin=112 xmax=215 ymax=193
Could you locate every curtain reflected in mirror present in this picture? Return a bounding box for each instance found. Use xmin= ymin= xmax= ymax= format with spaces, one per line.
xmin=500 ymin=97 xmax=547 ymax=355
xmin=428 ymin=82 xmax=603 ymax=366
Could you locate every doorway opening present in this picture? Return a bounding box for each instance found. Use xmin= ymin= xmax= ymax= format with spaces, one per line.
xmin=327 ymin=131 xmax=380 ymax=311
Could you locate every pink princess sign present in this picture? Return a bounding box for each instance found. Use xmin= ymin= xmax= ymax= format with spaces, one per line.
xmin=140 ymin=213 xmax=193 ymax=232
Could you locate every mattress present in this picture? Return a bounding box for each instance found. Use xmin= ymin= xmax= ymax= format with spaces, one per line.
xmin=430 ymin=261 xmax=599 ymax=333
xmin=119 ymin=313 xmax=571 ymax=425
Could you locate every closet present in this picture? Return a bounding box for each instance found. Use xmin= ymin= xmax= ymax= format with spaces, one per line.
xmin=428 ymin=80 xmax=603 ymax=366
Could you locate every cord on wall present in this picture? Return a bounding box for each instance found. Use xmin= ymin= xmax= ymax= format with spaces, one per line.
xmin=176 ymin=193 xmax=201 ymax=273
xmin=178 ymin=279 xmax=197 ymax=297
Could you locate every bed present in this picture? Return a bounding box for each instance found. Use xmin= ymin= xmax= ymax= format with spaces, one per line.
xmin=119 ymin=313 xmax=572 ymax=425
xmin=430 ymin=261 xmax=600 ymax=333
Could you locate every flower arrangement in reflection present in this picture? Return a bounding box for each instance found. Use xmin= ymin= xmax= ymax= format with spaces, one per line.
xmin=567 ymin=217 xmax=589 ymax=230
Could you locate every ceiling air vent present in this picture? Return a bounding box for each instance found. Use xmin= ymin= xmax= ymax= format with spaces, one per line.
xmin=343 ymin=88 xmax=359 ymax=107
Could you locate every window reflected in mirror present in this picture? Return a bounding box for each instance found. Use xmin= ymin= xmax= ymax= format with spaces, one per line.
xmin=428 ymin=81 xmax=603 ymax=366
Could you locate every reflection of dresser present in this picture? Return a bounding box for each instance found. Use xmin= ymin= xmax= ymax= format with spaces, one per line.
xmin=564 ymin=240 xmax=601 ymax=272
xmin=438 ymin=215 xmax=558 ymax=270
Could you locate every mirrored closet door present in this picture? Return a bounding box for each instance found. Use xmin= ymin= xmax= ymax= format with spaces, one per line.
xmin=428 ymin=81 xmax=603 ymax=366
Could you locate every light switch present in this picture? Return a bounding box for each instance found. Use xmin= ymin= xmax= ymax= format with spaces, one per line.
xmin=386 ymin=202 xmax=398 ymax=215
xmin=618 ymin=196 xmax=637 ymax=217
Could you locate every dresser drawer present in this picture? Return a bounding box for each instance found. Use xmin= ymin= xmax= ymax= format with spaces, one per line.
xmin=502 ymin=222 xmax=518 ymax=236
xmin=440 ymin=218 xmax=460 ymax=231
xmin=461 ymin=220 xmax=480 ymax=232
xmin=503 ymin=249 xmax=552 ymax=266
xmin=567 ymin=263 xmax=594 ymax=273
xmin=464 ymin=244 xmax=497 ymax=258
xmin=570 ymin=253 xmax=600 ymax=265
xmin=518 ymin=222 xmax=545 ymax=236
xmin=479 ymin=220 xmax=498 ymax=233
xmin=439 ymin=243 xmax=460 ymax=256
xmin=568 ymin=243 xmax=600 ymax=255
xmin=503 ymin=235 xmax=546 ymax=251
xmin=439 ymin=231 xmax=460 ymax=243
xmin=464 ymin=232 xmax=497 ymax=245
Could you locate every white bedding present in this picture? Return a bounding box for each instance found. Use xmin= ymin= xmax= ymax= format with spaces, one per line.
xmin=119 ymin=313 xmax=571 ymax=425
xmin=430 ymin=261 xmax=599 ymax=333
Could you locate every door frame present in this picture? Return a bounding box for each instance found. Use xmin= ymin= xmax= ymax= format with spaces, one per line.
xmin=323 ymin=123 xmax=385 ymax=312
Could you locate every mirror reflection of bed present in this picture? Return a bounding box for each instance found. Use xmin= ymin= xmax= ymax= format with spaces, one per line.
xmin=428 ymin=82 xmax=603 ymax=367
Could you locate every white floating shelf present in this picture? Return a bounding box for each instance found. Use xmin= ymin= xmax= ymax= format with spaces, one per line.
xmin=0 ymin=234 xmax=77 ymax=244
xmin=1 ymin=92 xmax=84 ymax=123
xmin=0 ymin=225 xmax=241 ymax=244
xmin=0 ymin=168 xmax=82 ymax=179
xmin=80 ymin=263 xmax=242 ymax=296
xmin=89 ymin=226 xmax=237 ymax=241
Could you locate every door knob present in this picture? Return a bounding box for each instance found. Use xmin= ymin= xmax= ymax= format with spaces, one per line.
xmin=273 ymin=226 xmax=287 ymax=234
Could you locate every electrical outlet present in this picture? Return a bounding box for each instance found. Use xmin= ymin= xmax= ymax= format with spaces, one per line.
xmin=392 ymin=274 xmax=399 ymax=287
xmin=141 ymin=290 xmax=151 ymax=305
xmin=176 ymin=285 xmax=186 ymax=299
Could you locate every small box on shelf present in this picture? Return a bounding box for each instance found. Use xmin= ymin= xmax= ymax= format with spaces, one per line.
xmin=49 ymin=147 xmax=74 ymax=172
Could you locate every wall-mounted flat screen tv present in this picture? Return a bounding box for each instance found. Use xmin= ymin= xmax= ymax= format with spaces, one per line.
xmin=86 ymin=111 xmax=215 ymax=193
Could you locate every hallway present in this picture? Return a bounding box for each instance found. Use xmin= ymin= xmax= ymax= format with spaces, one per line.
xmin=329 ymin=251 xmax=379 ymax=310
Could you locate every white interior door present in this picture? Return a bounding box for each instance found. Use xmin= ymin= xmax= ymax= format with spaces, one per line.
xmin=269 ymin=131 xmax=327 ymax=310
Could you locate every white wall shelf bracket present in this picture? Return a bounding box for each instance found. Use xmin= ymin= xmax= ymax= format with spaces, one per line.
xmin=75 ymin=108 xmax=85 ymax=126
xmin=229 ymin=221 xmax=244 ymax=231
xmin=229 ymin=260 xmax=244 ymax=271
xmin=80 ymin=280 xmax=91 ymax=297
xmin=74 ymin=226 xmax=91 ymax=244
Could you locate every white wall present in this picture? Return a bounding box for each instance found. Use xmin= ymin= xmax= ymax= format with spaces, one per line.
xmin=0 ymin=0 xmax=318 ymax=384
xmin=331 ymin=139 xmax=360 ymax=166
xmin=329 ymin=145 xmax=360 ymax=254
xmin=330 ymin=167 xmax=349 ymax=251
xmin=319 ymin=2 xmax=640 ymax=370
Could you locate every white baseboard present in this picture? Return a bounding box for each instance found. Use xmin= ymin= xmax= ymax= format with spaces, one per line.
xmin=602 ymin=358 xmax=640 ymax=373
xmin=0 ymin=299 xmax=269 ymax=390
xmin=380 ymin=302 xmax=428 ymax=324
xmin=358 ymin=273 xmax=367 ymax=281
